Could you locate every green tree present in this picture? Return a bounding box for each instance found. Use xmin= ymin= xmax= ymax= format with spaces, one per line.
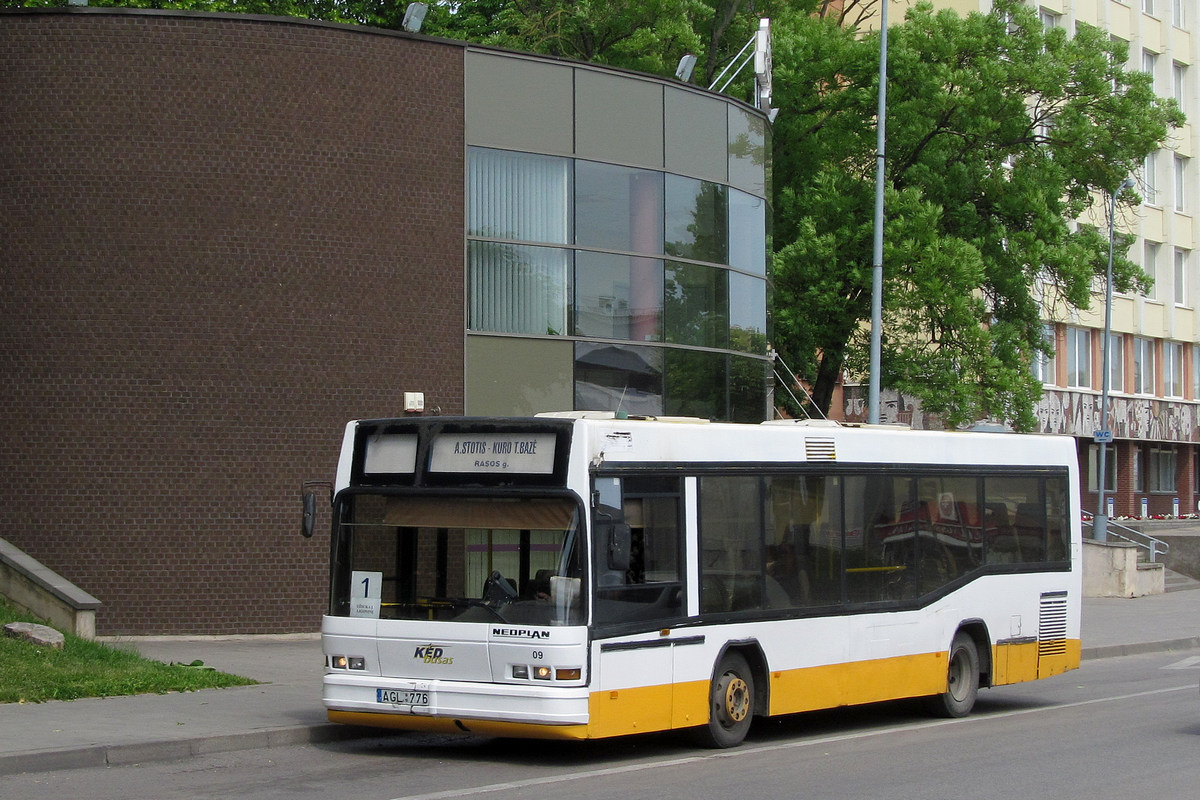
xmin=770 ymin=0 xmax=1181 ymax=428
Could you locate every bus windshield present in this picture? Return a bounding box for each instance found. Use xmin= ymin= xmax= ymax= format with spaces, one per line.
xmin=329 ymin=493 xmax=585 ymax=626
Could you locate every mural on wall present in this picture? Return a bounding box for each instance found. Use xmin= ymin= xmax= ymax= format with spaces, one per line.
xmin=843 ymin=389 xmax=938 ymax=429
xmin=845 ymin=387 xmax=1199 ymax=444
xmin=1034 ymin=389 xmax=1200 ymax=443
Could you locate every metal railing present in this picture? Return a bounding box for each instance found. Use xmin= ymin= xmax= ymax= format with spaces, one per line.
xmin=1082 ymin=512 xmax=1170 ymax=563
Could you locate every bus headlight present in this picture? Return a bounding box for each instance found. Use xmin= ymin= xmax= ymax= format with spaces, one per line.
xmin=555 ymin=668 xmax=581 ymax=681
xmin=329 ymin=655 xmax=367 ymax=670
xmin=533 ymin=666 xmax=552 ymax=680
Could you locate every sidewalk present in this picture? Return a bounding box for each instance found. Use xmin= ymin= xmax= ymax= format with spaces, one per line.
xmin=3 ymin=591 xmax=1200 ymax=777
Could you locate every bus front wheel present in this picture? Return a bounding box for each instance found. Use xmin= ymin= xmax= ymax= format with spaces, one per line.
xmin=696 ymin=651 xmax=754 ymax=748
xmin=927 ymin=632 xmax=980 ymax=718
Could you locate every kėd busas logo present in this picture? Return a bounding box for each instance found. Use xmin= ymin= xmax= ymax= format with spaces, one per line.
xmin=414 ymin=644 xmax=453 ymax=665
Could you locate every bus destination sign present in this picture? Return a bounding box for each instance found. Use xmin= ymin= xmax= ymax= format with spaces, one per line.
xmin=429 ymin=433 xmax=557 ymax=475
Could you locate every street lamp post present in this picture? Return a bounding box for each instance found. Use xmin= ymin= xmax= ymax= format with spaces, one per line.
xmin=1095 ymin=177 xmax=1134 ymax=542
xmin=868 ymin=0 xmax=889 ymax=424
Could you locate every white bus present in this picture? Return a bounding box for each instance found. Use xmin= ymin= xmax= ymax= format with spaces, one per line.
xmin=309 ymin=414 xmax=1081 ymax=747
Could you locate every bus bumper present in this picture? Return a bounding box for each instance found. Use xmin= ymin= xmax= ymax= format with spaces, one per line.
xmin=323 ymin=672 xmax=591 ymax=733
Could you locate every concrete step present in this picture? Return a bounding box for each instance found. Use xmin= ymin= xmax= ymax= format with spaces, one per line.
xmin=1164 ymin=567 xmax=1200 ymax=592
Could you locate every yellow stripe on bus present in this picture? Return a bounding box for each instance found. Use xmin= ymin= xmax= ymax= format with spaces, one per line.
xmin=331 ymin=639 xmax=1081 ymax=741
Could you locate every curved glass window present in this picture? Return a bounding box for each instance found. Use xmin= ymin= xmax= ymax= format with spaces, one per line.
xmin=729 ymin=355 xmax=769 ymax=423
xmin=574 ymin=252 xmax=663 ymax=341
xmin=665 ymin=349 xmax=727 ymax=420
xmin=665 ymin=175 xmax=727 ymax=264
xmin=469 ymin=242 xmax=569 ymax=335
xmin=575 ymin=342 xmax=663 ymax=415
xmin=468 ymin=148 xmax=570 ymax=243
xmin=665 ymin=262 xmax=728 ymax=348
xmin=467 ymin=143 xmax=769 ymax=423
xmin=729 ymin=273 xmax=767 ymax=354
xmin=728 ymin=107 xmax=768 ymax=196
xmin=729 ymin=189 xmax=767 ymax=275
xmin=575 ymin=161 xmax=663 ymax=253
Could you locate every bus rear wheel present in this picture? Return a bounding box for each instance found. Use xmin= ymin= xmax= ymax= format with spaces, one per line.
xmin=695 ymin=651 xmax=754 ymax=748
xmin=927 ymin=632 xmax=980 ymax=718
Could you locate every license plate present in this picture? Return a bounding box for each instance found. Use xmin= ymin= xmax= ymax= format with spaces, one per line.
xmin=376 ymin=688 xmax=429 ymax=706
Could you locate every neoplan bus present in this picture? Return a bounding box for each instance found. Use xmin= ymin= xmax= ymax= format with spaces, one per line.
xmin=305 ymin=413 xmax=1081 ymax=748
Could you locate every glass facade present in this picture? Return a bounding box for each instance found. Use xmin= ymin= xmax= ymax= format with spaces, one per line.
xmin=467 ymin=145 xmax=770 ymax=422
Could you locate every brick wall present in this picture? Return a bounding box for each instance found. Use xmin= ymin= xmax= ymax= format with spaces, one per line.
xmin=0 ymin=10 xmax=466 ymax=634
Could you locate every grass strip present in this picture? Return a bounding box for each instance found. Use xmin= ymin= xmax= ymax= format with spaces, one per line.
xmin=0 ymin=599 xmax=257 ymax=703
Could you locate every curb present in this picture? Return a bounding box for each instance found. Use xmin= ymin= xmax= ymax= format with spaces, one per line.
xmin=1081 ymin=636 xmax=1200 ymax=661
xmin=0 ymin=722 xmax=376 ymax=777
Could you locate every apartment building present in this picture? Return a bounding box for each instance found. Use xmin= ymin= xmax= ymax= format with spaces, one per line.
xmin=848 ymin=0 xmax=1198 ymax=518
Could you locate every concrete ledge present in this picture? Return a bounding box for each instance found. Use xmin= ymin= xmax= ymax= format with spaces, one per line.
xmin=1083 ymin=539 xmax=1164 ymax=597
xmin=0 ymin=537 xmax=101 ymax=638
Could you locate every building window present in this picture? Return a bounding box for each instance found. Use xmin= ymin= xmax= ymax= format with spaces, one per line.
xmin=729 ymin=273 xmax=767 ymax=354
xmin=468 ymin=242 xmax=570 ymax=335
xmin=1164 ymin=342 xmax=1184 ymax=397
xmin=1105 ymin=332 xmax=1125 ymax=392
xmin=728 ymin=189 xmax=767 ymax=276
xmin=1148 ymin=446 xmax=1176 ymax=493
xmin=664 ymin=262 xmax=729 ymax=348
xmin=1143 ymin=50 xmax=1158 ymax=91
xmin=1144 ymin=240 xmax=1160 ymax=298
xmin=574 ymin=160 xmax=662 ymax=253
xmin=1087 ymin=444 xmax=1118 ymax=493
xmin=1175 ymin=0 xmax=1185 ymax=28
xmin=468 ymin=148 xmax=570 ymax=243
xmin=575 ymin=342 xmax=663 ymax=415
xmin=1175 ymin=155 xmax=1188 ymax=213
xmin=574 ymin=251 xmax=663 ymax=341
xmin=1174 ymin=62 xmax=1187 ymax=105
xmin=1143 ymin=152 xmax=1158 ymax=207
xmin=1143 ymin=0 xmax=1156 ymax=17
xmin=1032 ymin=323 xmax=1057 ymax=385
xmin=664 ymin=175 xmax=728 ymax=265
xmin=1175 ymin=249 xmax=1189 ymax=306
xmin=1193 ymin=345 xmax=1200 ymax=399
xmin=1133 ymin=337 xmax=1156 ymax=394
xmin=1133 ymin=445 xmax=1145 ymax=494
xmin=666 ymin=350 xmax=728 ymax=419
xmin=1065 ymin=326 xmax=1091 ymax=388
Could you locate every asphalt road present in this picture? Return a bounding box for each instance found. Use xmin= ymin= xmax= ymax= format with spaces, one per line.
xmin=10 ymin=650 xmax=1200 ymax=800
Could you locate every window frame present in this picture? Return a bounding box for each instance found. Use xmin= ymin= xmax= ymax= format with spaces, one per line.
xmin=1065 ymin=326 xmax=1092 ymax=389
xmin=1133 ymin=337 xmax=1156 ymax=395
xmin=1164 ymin=341 xmax=1184 ymax=398
xmin=1175 ymin=249 xmax=1190 ymax=307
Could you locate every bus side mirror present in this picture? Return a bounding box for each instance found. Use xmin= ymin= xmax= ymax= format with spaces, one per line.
xmin=301 ymin=480 xmax=333 ymax=538
xmin=301 ymin=491 xmax=317 ymax=538
xmin=608 ymin=523 xmax=631 ymax=571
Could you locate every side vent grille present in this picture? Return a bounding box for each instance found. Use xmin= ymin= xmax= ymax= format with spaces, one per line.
xmin=805 ymin=437 xmax=836 ymax=461
xmin=1038 ymin=591 xmax=1069 ymax=657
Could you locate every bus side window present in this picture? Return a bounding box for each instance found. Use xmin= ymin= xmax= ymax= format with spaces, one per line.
xmin=699 ymin=475 xmax=763 ymax=613
xmin=592 ymin=476 xmax=683 ymax=624
xmin=986 ymin=476 xmax=1046 ymax=565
